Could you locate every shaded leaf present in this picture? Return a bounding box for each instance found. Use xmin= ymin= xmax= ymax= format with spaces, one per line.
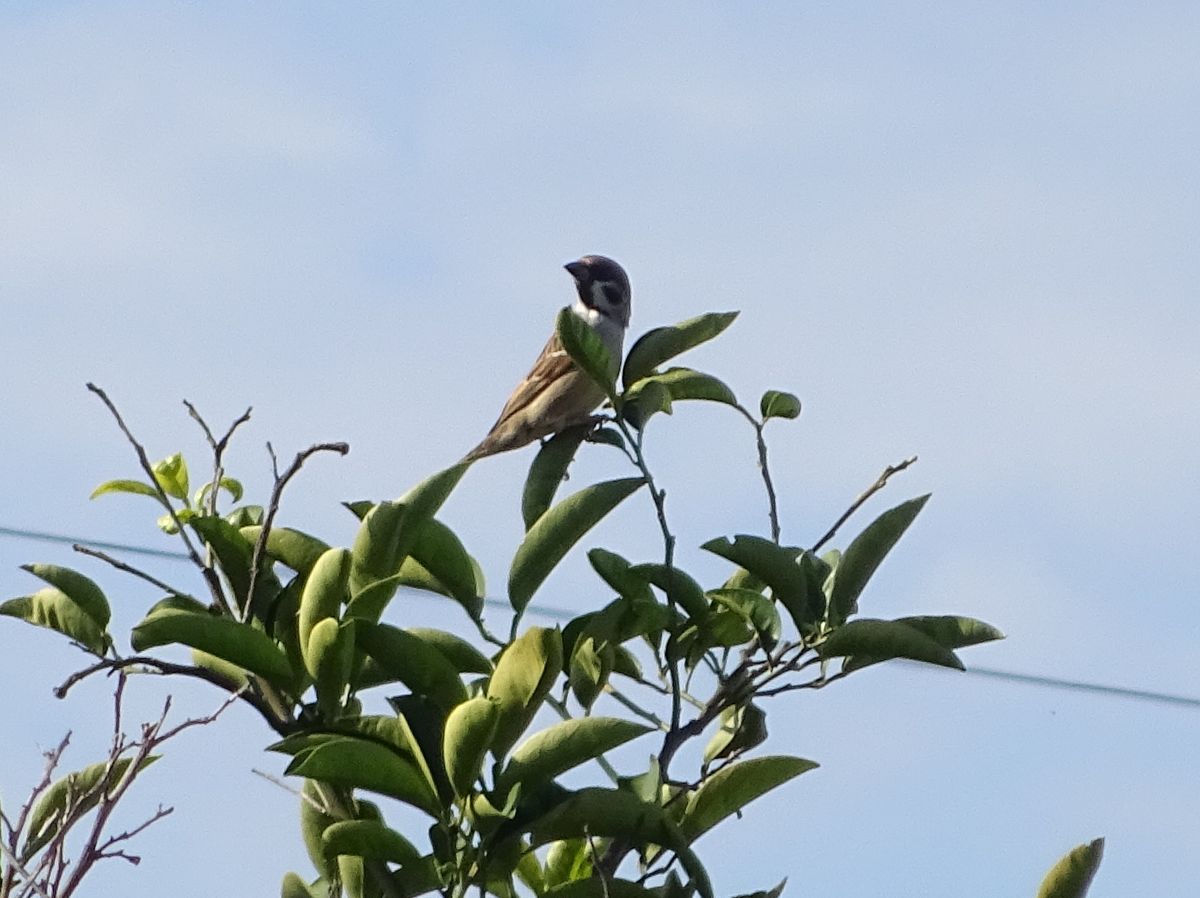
xmin=828 ymin=495 xmax=930 ymax=624
xmin=630 ymin=563 xmax=709 ymax=622
xmin=497 ymin=717 xmax=651 ymax=794
xmin=405 ymin=627 xmax=492 ymax=674
xmin=557 ymin=306 xmax=617 ymax=398
xmin=629 ymin=367 xmax=737 ymax=406
xmin=356 ymin=622 xmax=467 ymax=711
xmin=287 ymin=737 xmax=439 ymax=815
xmin=622 ymin=311 xmax=739 ymax=389
xmin=759 ymin=390 xmax=801 ymax=421
xmin=702 ymin=703 xmax=768 ymax=765
xmin=509 ymin=478 xmax=644 ymax=613
xmin=680 ymin=756 xmax=818 ymax=843
xmin=131 ymin=607 xmax=293 ymax=684
xmin=821 ymin=618 xmax=964 ymax=671
xmin=322 ymin=820 xmax=422 ymax=868
xmin=701 ymin=536 xmax=816 ymax=631
xmin=621 ymin=380 xmax=672 ymax=430
xmin=239 ymin=526 xmax=330 ymax=576
xmin=523 ymin=426 xmax=590 ymax=531
xmin=894 ymin=615 xmax=1004 ymax=649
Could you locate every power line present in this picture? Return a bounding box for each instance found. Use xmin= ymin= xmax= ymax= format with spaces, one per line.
xmin=2 ymin=522 xmax=1196 ymax=710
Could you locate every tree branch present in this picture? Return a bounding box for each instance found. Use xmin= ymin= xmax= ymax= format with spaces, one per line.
xmin=810 ymin=455 xmax=918 ymax=553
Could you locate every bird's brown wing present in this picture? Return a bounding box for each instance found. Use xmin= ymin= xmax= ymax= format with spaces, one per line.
xmin=485 ymin=331 xmax=574 ymax=430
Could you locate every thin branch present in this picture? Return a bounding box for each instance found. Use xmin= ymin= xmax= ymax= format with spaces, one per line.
xmin=86 ymin=383 xmax=234 ymax=615
xmin=810 ymin=455 xmax=918 ymax=553
xmin=52 ymin=657 xmax=289 ymax=734
xmin=184 ymin=401 xmax=252 ymax=517
xmin=734 ymin=405 xmax=782 ymax=543
xmin=71 ymin=544 xmax=185 ymax=597
xmin=244 ymin=441 xmax=349 ymax=622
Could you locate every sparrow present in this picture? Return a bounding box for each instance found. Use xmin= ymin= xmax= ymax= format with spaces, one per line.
xmin=463 ymin=255 xmax=632 ymax=462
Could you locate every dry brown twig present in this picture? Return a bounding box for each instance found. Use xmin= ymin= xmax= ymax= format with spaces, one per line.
xmin=2 ymin=675 xmax=242 ymax=898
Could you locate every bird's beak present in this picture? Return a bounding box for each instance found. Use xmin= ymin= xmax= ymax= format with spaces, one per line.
xmin=563 ymin=260 xmax=588 ymax=282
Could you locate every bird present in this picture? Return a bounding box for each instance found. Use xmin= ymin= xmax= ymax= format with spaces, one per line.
xmin=463 ymin=255 xmax=632 ymax=463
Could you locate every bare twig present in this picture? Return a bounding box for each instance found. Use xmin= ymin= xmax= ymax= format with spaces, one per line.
xmin=810 ymin=456 xmax=917 ymax=553
xmin=734 ymin=405 xmax=782 ymax=543
xmin=86 ymin=383 xmax=234 ymax=615
xmin=52 ymin=657 xmax=287 ymax=734
xmin=244 ymin=441 xmax=349 ymax=622
xmin=71 ymin=544 xmax=185 ymax=597
xmin=184 ymin=401 xmax=252 ymax=516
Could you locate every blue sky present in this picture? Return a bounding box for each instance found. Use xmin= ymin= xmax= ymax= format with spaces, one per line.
xmin=2 ymin=3 xmax=1197 ymax=896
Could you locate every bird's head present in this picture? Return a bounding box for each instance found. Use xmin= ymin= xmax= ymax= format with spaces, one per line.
xmin=565 ymin=255 xmax=631 ymax=329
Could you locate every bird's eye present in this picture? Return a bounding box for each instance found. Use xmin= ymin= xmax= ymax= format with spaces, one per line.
xmin=601 ymin=284 xmax=623 ymax=306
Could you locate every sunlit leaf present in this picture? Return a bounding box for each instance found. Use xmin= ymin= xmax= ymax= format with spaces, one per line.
xmin=487 ymin=627 xmax=564 ymax=759
xmin=152 ymin=452 xmax=189 ymax=500
xmin=89 ymin=478 xmax=159 ymax=500
xmin=444 ymin=696 xmax=500 ymax=796
xmin=285 ymin=737 xmax=439 ymax=816
xmin=497 ymin=717 xmax=651 ymax=794
xmin=1036 ymin=838 xmax=1104 ymax=898
xmin=523 ymin=426 xmax=590 ymax=531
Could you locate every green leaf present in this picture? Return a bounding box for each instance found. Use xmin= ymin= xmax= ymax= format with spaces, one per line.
xmin=516 ymin=787 xmax=714 ymax=898
xmin=443 ymin=696 xmax=500 ymax=796
xmin=349 ymin=462 xmax=466 ymax=595
xmin=307 ymin=618 xmax=354 ymax=715
xmin=89 ymin=478 xmax=159 ymax=500
xmin=628 ymin=367 xmax=737 ymax=406
xmin=131 ymin=608 xmax=293 ymax=684
xmin=355 ymin=622 xmax=468 ymax=711
xmin=829 ymin=495 xmax=930 ymax=624
xmin=321 ymin=820 xmax=422 ymax=868
xmin=544 ymin=839 xmax=591 ymax=890
xmin=630 ymin=563 xmax=709 ymax=621
xmin=707 ymin=588 xmax=782 ymax=649
xmin=239 ymin=526 xmax=331 ymax=576
xmin=405 ymin=627 xmax=492 ymax=674
xmin=700 ymin=536 xmax=816 ymax=631
xmin=557 ymin=306 xmax=617 ymax=398
xmin=702 ymin=703 xmax=769 ymax=765
xmin=496 ymin=717 xmax=651 ymax=794
xmin=21 ymin=756 xmax=159 ymax=860
xmin=523 ymin=426 xmax=590 ymax=531
xmin=820 ymin=618 xmax=964 ymax=671
xmin=190 ymin=514 xmax=273 ymax=611
xmin=406 ymin=517 xmax=483 ymax=619
xmin=0 ymin=589 xmax=108 ymax=653
xmin=730 ymin=880 xmax=788 ymax=898
xmin=679 ymin=756 xmax=818 ymax=844
xmin=568 ymin=637 xmax=610 ymax=711
xmin=194 ymin=476 xmax=244 ymax=508
xmin=620 ymin=379 xmax=672 ymax=431
xmin=152 ymin=451 xmax=189 ymax=500
xmin=1036 ymin=838 xmax=1104 ymax=898
xmin=587 ymin=549 xmax=654 ymax=605
xmin=281 ymin=872 xmax=325 ymax=898
xmin=299 ymin=779 xmax=337 ymax=879
xmin=286 ymin=737 xmax=440 ymax=816
xmin=893 ymin=615 xmax=1004 ymax=649
xmin=298 ymin=548 xmax=351 ymax=657
xmin=545 ymin=880 xmax=661 ymax=898
xmin=509 ymin=478 xmax=644 ymax=614
xmin=622 ymin=311 xmax=739 ymax=390
xmin=759 ymin=390 xmax=801 ymax=421
xmin=487 ymin=626 xmax=564 ymax=759
xmin=20 ymin=564 xmax=110 ymax=629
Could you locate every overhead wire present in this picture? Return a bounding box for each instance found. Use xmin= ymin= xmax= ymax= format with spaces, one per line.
xmin=1 ymin=522 xmax=1195 ymax=710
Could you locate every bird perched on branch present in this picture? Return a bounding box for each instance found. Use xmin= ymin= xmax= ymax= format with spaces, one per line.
xmin=463 ymin=255 xmax=631 ymax=463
